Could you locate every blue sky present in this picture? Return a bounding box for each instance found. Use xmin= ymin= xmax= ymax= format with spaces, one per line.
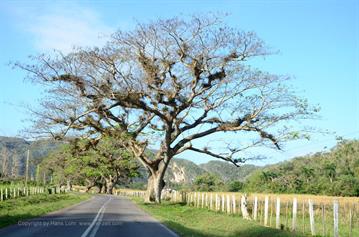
xmin=0 ymin=0 xmax=358 ymax=165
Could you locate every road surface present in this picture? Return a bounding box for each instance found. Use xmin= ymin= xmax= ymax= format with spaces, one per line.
xmin=0 ymin=195 xmax=178 ymax=237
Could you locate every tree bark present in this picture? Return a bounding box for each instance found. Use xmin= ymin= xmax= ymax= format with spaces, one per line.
xmin=105 ymin=175 xmax=115 ymax=194
xmin=100 ymin=184 xmax=107 ymax=193
xmin=241 ymin=194 xmax=251 ymax=220
xmin=85 ymin=179 xmax=95 ymax=193
xmin=144 ymin=162 xmax=167 ymax=203
xmin=66 ymin=180 xmax=72 ymax=191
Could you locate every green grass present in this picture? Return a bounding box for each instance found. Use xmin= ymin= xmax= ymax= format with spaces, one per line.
xmin=0 ymin=192 xmax=92 ymax=228
xmin=132 ymin=198 xmax=309 ymax=237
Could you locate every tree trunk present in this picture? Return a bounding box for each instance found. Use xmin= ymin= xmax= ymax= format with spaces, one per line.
xmin=66 ymin=180 xmax=72 ymax=191
xmin=241 ymin=194 xmax=251 ymax=220
xmin=86 ymin=185 xmax=94 ymax=193
xmin=85 ymin=179 xmax=95 ymax=193
xmin=100 ymin=184 xmax=107 ymax=194
xmin=144 ymin=162 xmax=167 ymax=203
xmin=97 ymin=183 xmax=103 ymax=193
xmin=105 ymin=176 xmax=115 ymax=194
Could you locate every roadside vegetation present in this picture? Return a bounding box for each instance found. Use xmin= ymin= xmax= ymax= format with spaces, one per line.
xmin=0 ymin=192 xmax=91 ymax=228
xmin=133 ymin=198 xmax=306 ymax=237
xmin=244 ymin=139 xmax=359 ymax=196
xmin=38 ymin=136 xmax=141 ymax=194
xmin=173 ymin=140 xmax=359 ymax=197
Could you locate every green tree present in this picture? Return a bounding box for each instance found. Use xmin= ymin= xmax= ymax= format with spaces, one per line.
xmin=228 ymin=180 xmax=243 ymax=192
xmin=333 ymin=175 xmax=359 ymax=196
xmin=193 ymin=173 xmax=223 ymax=191
xmin=324 ymin=162 xmax=336 ymax=183
xmin=243 ymin=140 xmax=359 ymax=196
xmin=41 ymin=136 xmax=140 ymax=194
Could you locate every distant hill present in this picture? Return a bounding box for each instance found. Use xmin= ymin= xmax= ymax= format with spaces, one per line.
xmin=166 ymin=158 xmax=206 ymax=184
xmin=244 ymin=140 xmax=359 ymax=196
xmin=200 ymin=160 xmax=258 ymax=182
xmin=0 ymin=136 xmax=62 ymax=178
xmin=0 ymin=136 xmax=259 ymax=184
xmin=4 ymin=136 xmax=358 ymax=196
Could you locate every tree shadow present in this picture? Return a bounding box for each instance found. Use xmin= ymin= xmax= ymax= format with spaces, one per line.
xmin=162 ymin=220 xmax=309 ymax=237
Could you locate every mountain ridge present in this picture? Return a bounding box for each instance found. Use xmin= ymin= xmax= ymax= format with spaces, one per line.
xmin=0 ymin=136 xmax=259 ymax=183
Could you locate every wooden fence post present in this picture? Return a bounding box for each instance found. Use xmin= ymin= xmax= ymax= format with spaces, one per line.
xmin=302 ymin=201 xmax=305 ymax=234
xmin=264 ymin=196 xmax=269 ymax=226
xmin=349 ymin=204 xmax=353 ymax=237
xmin=210 ymin=193 xmax=213 ymax=210
xmin=201 ymin=193 xmax=204 ymax=208
xmin=276 ymin=197 xmax=281 ymax=229
xmin=308 ymin=199 xmax=315 ymax=236
xmin=227 ymin=195 xmax=231 ymax=214
xmin=197 ymin=192 xmax=200 ymax=208
xmin=0 ymin=189 xmax=3 ymax=201
xmin=285 ymin=201 xmax=289 ymax=229
xmin=253 ymin=196 xmax=258 ymax=220
xmin=333 ymin=200 xmax=339 ymax=237
xmin=215 ymin=194 xmax=219 ymax=211
xmin=232 ymin=195 xmax=236 ymax=214
xmin=322 ymin=203 xmax=326 ymax=236
xmin=259 ymin=200 xmax=263 ymax=224
xmin=222 ymin=194 xmax=225 ymax=212
xmin=268 ymin=198 xmax=275 ymax=227
xmin=292 ymin=198 xmax=297 ymax=231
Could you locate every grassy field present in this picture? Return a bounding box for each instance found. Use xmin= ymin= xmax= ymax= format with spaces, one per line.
xmin=0 ymin=192 xmax=91 ymax=228
xmin=132 ymin=197 xmax=309 ymax=237
xmin=119 ymin=189 xmax=358 ymax=236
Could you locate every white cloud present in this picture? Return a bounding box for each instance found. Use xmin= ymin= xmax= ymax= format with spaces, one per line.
xmin=17 ymin=3 xmax=114 ymax=53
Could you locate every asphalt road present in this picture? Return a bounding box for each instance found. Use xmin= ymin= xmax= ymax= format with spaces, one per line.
xmin=0 ymin=195 xmax=178 ymax=237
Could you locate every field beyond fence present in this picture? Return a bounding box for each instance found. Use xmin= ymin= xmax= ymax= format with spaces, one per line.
xmin=117 ymin=189 xmax=358 ymax=237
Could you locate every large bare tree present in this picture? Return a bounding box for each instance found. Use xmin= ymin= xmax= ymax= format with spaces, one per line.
xmin=15 ymin=15 xmax=317 ymax=202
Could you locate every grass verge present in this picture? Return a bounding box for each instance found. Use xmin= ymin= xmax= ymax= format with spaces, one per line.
xmin=132 ymin=198 xmax=309 ymax=237
xmin=0 ymin=192 xmax=91 ymax=228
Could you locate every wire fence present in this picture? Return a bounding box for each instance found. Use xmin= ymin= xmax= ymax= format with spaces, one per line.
xmin=117 ymin=189 xmax=358 ymax=237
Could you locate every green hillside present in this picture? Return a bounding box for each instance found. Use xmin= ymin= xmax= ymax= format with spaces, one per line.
xmin=0 ymin=136 xmax=62 ymax=178
xmin=2 ymin=136 xmax=358 ymax=196
xmin=244 ymin=140 xmax=359 ymax=196
xmin=200 ymin=160 xmax=258 ymax=182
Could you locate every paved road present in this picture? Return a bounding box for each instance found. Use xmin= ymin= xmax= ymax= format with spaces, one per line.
xmin=0 ymin=195 xmax=178 ymax=237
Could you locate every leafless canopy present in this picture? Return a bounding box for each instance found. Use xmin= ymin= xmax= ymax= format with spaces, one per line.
xmin=15 ymin=15 xmax=317 ymax=200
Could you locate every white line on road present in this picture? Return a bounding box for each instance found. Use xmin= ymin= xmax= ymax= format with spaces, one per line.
xmin=89 ymin=198 xmax=108 ymax=237
xmin=81 ymin=197 xmax=112 ymax=237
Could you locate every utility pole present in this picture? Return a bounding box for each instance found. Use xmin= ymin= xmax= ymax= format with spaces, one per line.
xmin=25 ymin=150 xmax=29 ymax=186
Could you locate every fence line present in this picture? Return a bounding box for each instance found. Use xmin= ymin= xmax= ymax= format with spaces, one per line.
xmin=117 ymin=189 xmax=358 ymax=237
xmin=0 ymin=186 xmax=67 ymax=202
